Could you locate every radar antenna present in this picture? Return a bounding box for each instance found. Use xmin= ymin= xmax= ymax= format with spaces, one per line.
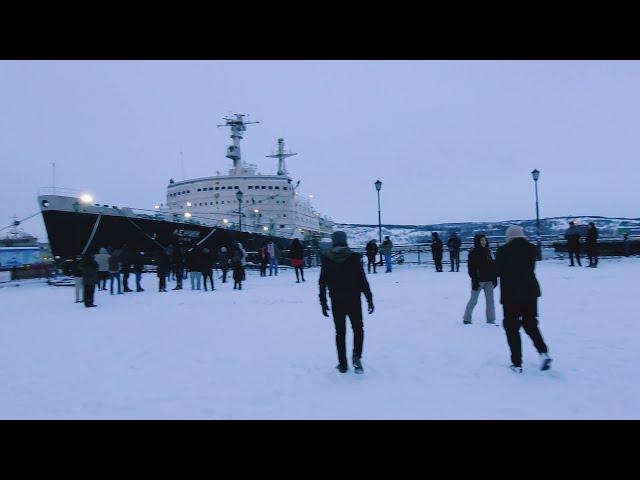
xmin=266 ymin=138 xmax=298 ymax=176
xmin=216 ymin=114 xmax=260 ymax=172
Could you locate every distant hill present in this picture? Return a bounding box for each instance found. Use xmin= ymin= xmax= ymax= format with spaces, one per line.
xmin=335 ymin=216 xmax=640 ymax=246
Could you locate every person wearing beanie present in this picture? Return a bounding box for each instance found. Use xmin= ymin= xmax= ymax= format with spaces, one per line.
xmin=218 ymin=246 xmax=230 ymax=283
xmin=319 ymin=230 xmax=374 ymax=374
xmin=496 ymin=226 xmax=551 ymax=372
xmin=463 ymin=234 xmax=497 ymax=325
xmin=94 ymin=247 xmax=111 ymax=290
xmin=365 ymin=239 xmax=379 ymax=274
xmin=564 ymin=220 xmax=582 ymax=267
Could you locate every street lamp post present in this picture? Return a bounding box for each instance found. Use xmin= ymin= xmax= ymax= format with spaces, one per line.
xmin=236 ymin=190 xmax=244 ymax=232
xmin=531 ymin=169 xmax=542 ymax=260
xmin=375 ymin=179 xmax=382 ymax=265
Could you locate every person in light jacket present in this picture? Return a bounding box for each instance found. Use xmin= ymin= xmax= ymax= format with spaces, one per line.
xmin=94 ymin=247 xmax=110 ymax=290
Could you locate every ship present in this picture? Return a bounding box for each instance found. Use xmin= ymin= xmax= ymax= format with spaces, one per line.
xmin=38 ymin=114 xmax=334 ymax=260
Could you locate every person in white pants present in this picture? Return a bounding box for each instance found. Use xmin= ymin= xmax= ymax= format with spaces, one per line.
xmin=72 ymin=256 xmax=84 ymax=303
xmin=463 ymin=234 xmax=497 ymax=324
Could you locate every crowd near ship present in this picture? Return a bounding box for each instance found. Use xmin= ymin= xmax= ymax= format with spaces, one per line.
xmin=37 ymin=115 xmax=335 ymax=260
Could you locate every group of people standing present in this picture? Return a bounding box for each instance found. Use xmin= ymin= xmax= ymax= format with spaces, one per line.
xmin=565 ymin=221 xmax=599 ymax=267
xmin=71 ymin=244 xmax=145 ymax=308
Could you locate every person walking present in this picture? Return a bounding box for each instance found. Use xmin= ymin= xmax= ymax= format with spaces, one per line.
xmin=267 ymin=240 xmax=280 ymax=276
xmin=156 ymin=247 xmax=170 ymax=292
xmin=496 ymin=225 xmax=552 ymax=373
xmin=81 ymin=253 xmax=99 ymax=308
xmin=431 ymin=232 xmax=443 ymax=272
xmin=94 ymin=247 xmax=110 ymax=290
xmin=120 ymin=244 xmax=133 ymax=292
xmin=319 ymin=231 xmax=374 ymax=374
xmin=218 ymin=246 xmax=230 ymax=283
xmin=365 ymin=239 xmax=379 ymax=274
xmin=72 ymin=255 xmax=84 ymax=303
xmin=447 ymin=232 xmax=462 ymax=272
xmin=463 ymin=234 xmax=497 ymax=325
xmin=564 ymin=221 xmax=582 ymax=267
xmin=171 ymin=244 xmax=185 ymax=290
xmin=186 ymin=247 xmax=202 ymax=290
xmin=201 ymin=248 xmax=215 ymax=291
xmin=586 ymin=222 xmax=599 ymax=267
xmin=380 ymin=236 xmax=393 ymax=273
xmin=290 ymin=238 xmax=306 ymax=283
xmin=108 ymin=249 xmax=122 ymax=295
xmin=132 ymin=251 xmax=145 ymax=292
xmin=259 ymin=243 xmax=269 ymax=277
xmin=231 ymin=243 xmax=245 ymax=290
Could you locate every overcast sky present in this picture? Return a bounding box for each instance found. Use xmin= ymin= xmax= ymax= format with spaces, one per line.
xmin=1 ymin=60 xmax=639 ymax=240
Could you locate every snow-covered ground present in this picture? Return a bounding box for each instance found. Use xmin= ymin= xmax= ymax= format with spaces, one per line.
xmin=1 ymin=258 xmax=638 ymax=419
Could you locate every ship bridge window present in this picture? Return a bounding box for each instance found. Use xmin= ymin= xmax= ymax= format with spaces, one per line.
xmin=209 ymin=187 xmax=213 ymax=191
xmin=215 ymin=187 xmax=219 ymax=190
xmin=197 ymin=188 xmax=201 ymax=191
xmin=275 ymin=186 xmax=280 ymax=189
xmin=222 ymin=201 xmax=225 ymax=204
xmin=234 ymin=186 xmax=239 ymax=189
xmin=280 ymin=225 xmax=285 ymax=228
xmin=283 ymin=187 xmax=288 ymax=190
xmin=268 ymin=186 xmax=273 ymax=189
xmin=261 ymin=186 xmax=266 ymax=189
xmin=221 ymin=187 xmax=226 ymax=190
xmin=248 ymin=186 xmax=253 ymax=189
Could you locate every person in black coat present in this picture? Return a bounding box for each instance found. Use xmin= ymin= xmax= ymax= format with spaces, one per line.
xmin=218 ymin=247 xmax=230 ymax=283
xmin=447 ymin=232 xmax=462 ymax=272
xmin=156 ymin=248 xmax=170 ymax=292
xmin=132 ymin=251 xmax=144 ymax=292
xmin=81 ymin=253 xmax=99 ymax=307
xmin=431 ymin=232 xmax=443 ymax=272
xmin=319 ymin=231 xmax=374 ymax=374
xmin=231 ymin=243 xmax=245 ymax=290
xmin=495 ymin=226 xmax=551 ymax=373
xmin=171 ymin=244 xmax=185 ymax=290
xmin=463 ymin=234 xmax=497 ymax=324
xmin=365 ymin=239 xmax=379 ymax=274
xmin=290 ymin=238 xmax=305 ymax=283
xmin=564 ymin=221 xmax=582 ymax=266
xmin=586 ymin=222 xmax=599 ymax=267
xmin=200 ymin=248 xmax=215 ymax=291
xmin=120 ymin=244 xmax=133 ymax=292
xmin=259 ymin=243 xmax=269 ymax=277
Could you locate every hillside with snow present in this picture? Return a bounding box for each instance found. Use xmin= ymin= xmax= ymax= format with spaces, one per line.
xmin=335 ymin=216 xmax=640 ymax=246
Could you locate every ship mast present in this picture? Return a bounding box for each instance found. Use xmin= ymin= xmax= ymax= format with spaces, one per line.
xmin=266 ymin=138 xmax=298 ymax=176
xmin=216 ymin=114 xmax=260 ymax=173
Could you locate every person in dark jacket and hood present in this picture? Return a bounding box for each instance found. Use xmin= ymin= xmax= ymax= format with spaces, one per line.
xmin=200 ymin=248 xmax=215 ymax=291
xmin=156 ymin=247 xmax=170 ymax=292
xmin=564 ymin=221 xmax=582 ymax=267
xmin=586 ymin=222 xmax=599 ymax=267
xmin=365 ymin=239 xmax=379 ymax=274
xmin=218 ymin=246 xmax=230 ymax=283
xmin=447 ymin=232 xmax=462 ymax=272
xmin=132 ymin=251 xmax=145 ymax=292
xmin=290 ymin=238 xmax=305 ymax=283
xmin=231 ymin=243 xmax=245 ymax=290
xmin=120 ymin=244 xmax=133 ymax=292
xmin=431 ymin=232 xmax=443 ymax=272
xmin=463 ymin=234 xmax=497 ymax=325
xmin=81 ymin=253 xmax=99 ymax=307
xmin=319 ymin=231 xmax=374 ymax=374
xmin=171 ymin=244 xmax=185 ymax=290
xmin=496 ymin=226 xmax=551 ymax=373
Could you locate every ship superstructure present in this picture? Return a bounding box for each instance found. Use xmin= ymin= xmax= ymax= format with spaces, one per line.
xmin=37 ymin=115 xmax=334 ymax=259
